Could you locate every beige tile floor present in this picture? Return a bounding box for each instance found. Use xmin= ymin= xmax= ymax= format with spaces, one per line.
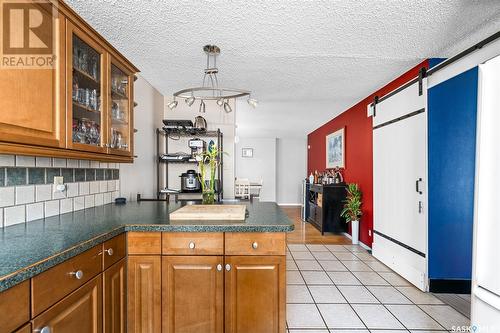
xmin=286 ymin=243 xmax=470 ymax=332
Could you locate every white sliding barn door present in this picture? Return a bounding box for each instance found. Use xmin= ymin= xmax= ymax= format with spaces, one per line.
xmin=372 ymin=80 xmax=428 ymax=291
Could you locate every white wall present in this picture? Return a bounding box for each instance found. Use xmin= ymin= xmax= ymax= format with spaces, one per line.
xmin=235 ymin=137 xmax=277 ymax=202
xmin=120 ymin=75 xmax=164 ymax=201
xmin=276 ymin=138 xmax=307 ymax=205
xmin=164 ymin=98 xmax=236 ymax=199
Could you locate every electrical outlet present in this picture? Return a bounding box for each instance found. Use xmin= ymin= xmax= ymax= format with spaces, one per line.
xmin=368 ymin=230 xmax=372 ymax=237
xmin=53 ymin=176 xmax=66 ymax=192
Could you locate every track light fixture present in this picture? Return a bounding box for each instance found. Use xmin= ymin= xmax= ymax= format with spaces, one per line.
xmin=185 ymin=95 xmax=195 ymax=106
xmin=167 ymin=99 xmax=178 ymax=110
xmin=223 ymin=100 xmax=232 ymax=113
xmin=199 ymin=100 xmax=206 ymax=113
xmin=247 ymin=98 xmax=258 ymax=108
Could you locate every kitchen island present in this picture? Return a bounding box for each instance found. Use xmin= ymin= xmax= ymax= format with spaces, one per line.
xmin=0 ymin=201 xmax=293 ymax=333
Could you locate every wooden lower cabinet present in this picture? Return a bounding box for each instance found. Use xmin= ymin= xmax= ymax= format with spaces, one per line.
xmin=127 ymin=256 xmax=161 ymax=333
xmin=225 ymin=256 xmax=286 ymax=333
xmin=162 ymin=256 xmax=224 ymax=333
xmin=32 ymin=275 xmax=102 ymax=333
xmin=104 ymin=258 xmax=126 ymax=333
xmin=13 ymin=323 xmax=31 ymax=333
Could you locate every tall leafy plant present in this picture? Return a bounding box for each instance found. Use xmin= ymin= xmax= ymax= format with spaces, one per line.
xmin=341 ymin=183 xmax=362 ymax=223
xmin=197 ymin=141 xmax=222 ymax=204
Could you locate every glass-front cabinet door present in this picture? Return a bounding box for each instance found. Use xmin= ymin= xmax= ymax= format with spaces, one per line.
xmin=66 ymin=23 xmax=107 ymax=153
xmin=108 ymin=59 xmax=133 ymax=156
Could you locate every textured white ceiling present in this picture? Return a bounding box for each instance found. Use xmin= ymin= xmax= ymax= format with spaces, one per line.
xmin=66 ymin=0 xmax=500 ymax=137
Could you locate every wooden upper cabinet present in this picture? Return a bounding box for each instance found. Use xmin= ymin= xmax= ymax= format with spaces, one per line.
xmin=32 ymin=276 xmax=103 ymax=333
xmin=0 ymin=2 xmax=65 ymax=148
xmin=107 ymin=57 xmax=134 ymax=157
xmin=127 ymin=256 xmax=161 ymax=333
xmin=104 ymin=258 xmax=126 ymax=333
xmin=162 ymin=256 xmax=224 ymax=333
xmin=225 ymin=256 xmax=286 ymax=333
xmin=66 ymin=20 xmax=108 ymax=154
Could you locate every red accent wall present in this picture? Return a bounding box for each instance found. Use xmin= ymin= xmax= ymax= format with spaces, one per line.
xmin=307 ymin=60 xmax=429 ymax=247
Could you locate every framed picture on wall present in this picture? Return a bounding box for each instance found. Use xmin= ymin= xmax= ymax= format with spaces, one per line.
xmin=242 ymin=148 xmax=253 ymax=158
xmin=326 ymin=128 xmax=345 ymax=168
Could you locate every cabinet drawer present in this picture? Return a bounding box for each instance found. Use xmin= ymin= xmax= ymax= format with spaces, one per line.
xmin=225 ymin=233 xmax=286 ymax=256
xmin=103 ymin=233 xmax=126 ymax=270
xmin=127 ymin=232 xmax=162 ymax=255
xmin=32 ymin=245 xmax=102 ymax=316
xmin=162 ymin=232 xmax=224 ymax=255
xmin=0 ymin=280 xmax=30 ymax=333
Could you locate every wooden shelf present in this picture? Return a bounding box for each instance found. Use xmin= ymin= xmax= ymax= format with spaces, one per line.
xmin=111 ymin=90 xmax=128 ymax=100
xmin=73 ymin=67 xmax=100 ymax=86
xmin=73 ymin=101 xmax=100 ymax=114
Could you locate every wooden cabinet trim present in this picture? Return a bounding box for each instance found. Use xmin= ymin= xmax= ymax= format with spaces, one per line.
xmin=103 ymin=258 xmax=126 ymax=333
xmin=162 ymin=256 xmax=224 ymax=333
xmin=127 ymin=255 xmax=161 ymax=333
xmin=224 ymin=232 xmax=286 ymax=256
xmin=127 ymin=232 xmax=162 ymax=255
xmin=13 ymin=323 xmax=31 ymax=333
xmin=31 ymin=244 xmax=103 ymax=317
xmin=162 ymin=232 xmax=224 ymax=255
xmin=32 ymin=275 xmax=102 ymax=333
xmin=0 ymin=280 xmax=30 ymax=333
xmin=103 ymin=233 xmax=126 ymax=270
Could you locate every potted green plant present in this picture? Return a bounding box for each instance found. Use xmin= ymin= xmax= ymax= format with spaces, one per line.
xmin=341 ymin=183 xmax=362 ymax=245
xmin=197 ymin=141 xmax=221 ymax=204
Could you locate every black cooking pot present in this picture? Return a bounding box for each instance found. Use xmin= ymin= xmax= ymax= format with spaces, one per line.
xmin=180 ymin=170 xmax=201 ymax=192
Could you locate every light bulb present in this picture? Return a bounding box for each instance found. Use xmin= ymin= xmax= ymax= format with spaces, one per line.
xmin=216 ymin=98 xmax=224 ymax=106
xmin=223 ymin=100 xmax=232 ymax=113
xmin=199 ymin=100 xmax=206 ymax=113
xmin=167 ymin=100 xmax=178 ymax=110
xmin=185 ymin=96 xmax=195 ymax=106
xmin=247 ymin=98 xmax=258 ymax=108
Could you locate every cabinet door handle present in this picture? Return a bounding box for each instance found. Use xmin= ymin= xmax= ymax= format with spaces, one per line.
xmin=216 ymin=264 xmax=223 ymax=271
xmin=415 ymin=178 xmax=423 ymax=194
xmin=104 ymin=248 xmax=114 ymax=256
xmin=225 ymin=264 xmax=231 ymax=271
xmin=189 ymin=242 xmax=196 ymax=249
xmin=35 ymin=326 xmax=51 ymax=333
xmin=252 ymin=242 xmax=258 ymax=249
xmin=69 ymin=270 xmax=83 ymax=280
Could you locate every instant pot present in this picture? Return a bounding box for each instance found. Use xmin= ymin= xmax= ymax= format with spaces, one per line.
xmin=180 ymin=170 xmax=201 ymax=192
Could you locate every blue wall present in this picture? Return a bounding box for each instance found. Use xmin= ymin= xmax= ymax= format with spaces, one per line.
xmin=428 ymin=67 xmax=478 ymax=280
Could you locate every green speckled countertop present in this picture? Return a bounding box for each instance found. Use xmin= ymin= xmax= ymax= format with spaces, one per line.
xmin=0 ymin=201 xmax=294 ymax=292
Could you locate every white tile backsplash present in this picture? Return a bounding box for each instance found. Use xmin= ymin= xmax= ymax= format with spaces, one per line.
xmin=5 ymin=205 xmax=26 ymax=226
xmin=94 ymin=193 xmax=104 ymax=206
xmin=0 ymin=187 xmax=15 ymax=207
xmin=0 ymin=154 xmax=15 ymax=166
xmin=15 ymin=156 xmax=35 ymax=167
xmin=44 ymin=200 xmax=60 ymax=217
xmin=26 ymin=202 xmax=44 ymax=221
xmin=67 ymin=159 xmax=79 ymax=167
xmin=35 ymin=157 xmax=52 ymax=167
xmin=1 ymin=155 xmax=121 ymax=227
xmin=15 ymin=185 xmax=35 ymax=205
xmin=84 ymin=195 xmax=95 ymax=208
xmin=66 ymin=183 xmax=79 ymax=197
xmin=60 ymin=198 xmax=73 ymax=214
xmin=74 ymin=196 xmax=85 ymax=211
xmin=35 ymin=184 xmax=52 ymax=202
xmin=89 ymin=181 xmax=99 ymax=194
xmin=79 ymin=182 xmax=90 ymax=195
xmin=52 ymin=158 xmax=67 ymax=167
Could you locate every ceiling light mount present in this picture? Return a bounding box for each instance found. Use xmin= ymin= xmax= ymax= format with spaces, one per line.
xmin=170 ymin=45 xmax=257 ymax=111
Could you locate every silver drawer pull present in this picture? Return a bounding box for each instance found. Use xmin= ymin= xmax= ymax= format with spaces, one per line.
xmin=216 ymin=264 xmax=223 ymax=271
xmin=225 ymin=264 xmax=231 ymax=271
xmin=105 ymin=248 xmax=114 ymax=256
xmin=69 ymin=270 xmax=83 ymax=280
xmin=35 ymin=326 xmax=51 ymax=333
xmin=189 ymin=242 xmax=196 ymax=249
xmin=252 ymin=242 xmax=258 ymax=249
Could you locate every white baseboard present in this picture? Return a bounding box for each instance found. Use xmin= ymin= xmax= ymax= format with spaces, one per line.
xmin=342 ymin=232 xmax=372 ymax=251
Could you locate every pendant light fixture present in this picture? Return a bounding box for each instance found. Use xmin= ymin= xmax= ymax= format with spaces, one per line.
xmin=168 ymin=45 xmax=257 ymax=113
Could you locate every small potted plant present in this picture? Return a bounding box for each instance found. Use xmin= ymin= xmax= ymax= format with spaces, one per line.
xmin=341 ymin=183 xmax=362 ymax=245
xmin=197 ymin=141 xmax=221 ymax=204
